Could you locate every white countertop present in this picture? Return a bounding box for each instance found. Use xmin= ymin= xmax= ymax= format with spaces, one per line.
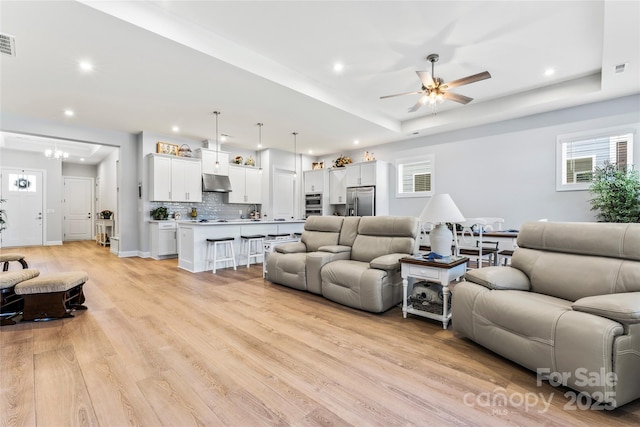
xmin=148 ymin=219 xmax=305 ymax=225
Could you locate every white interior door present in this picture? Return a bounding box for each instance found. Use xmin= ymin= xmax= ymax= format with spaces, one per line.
xmin=272 ymin=169 xmax=296 ymax=220
xmin=0 ymin=168 xmax=44 ymax=247
xmin=64 ymin=176 xmax=94 ymax=241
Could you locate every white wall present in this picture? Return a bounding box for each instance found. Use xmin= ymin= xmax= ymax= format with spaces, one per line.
xmin=1 ymin=112 xmax=139 ymax=252
xmin=96 ymin=150 xmax=118 ymax=227
xmin=62 ymin=163 xmax=97 ymax=178
xmin=0 ymin=148 xmax=63 ymax=244
xmin=318 ymin=95 xmax=640 ymax=229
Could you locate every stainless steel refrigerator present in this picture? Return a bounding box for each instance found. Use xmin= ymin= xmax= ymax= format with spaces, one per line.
xmin=346 ymin=186 xmax=375 ymax=216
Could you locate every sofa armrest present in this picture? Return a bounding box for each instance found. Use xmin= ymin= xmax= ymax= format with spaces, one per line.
xmin=572 ymin=292 xmax=640 ymax=325
xmin=464 ymin=266 xmax=531 ymax=291
xmin=275 ymin=242 xmax=307 ymax=254
xmin=369 ymin=253 xmax=407 ymax=271
xmin=318 ymin=245 xmax=352 ymax=254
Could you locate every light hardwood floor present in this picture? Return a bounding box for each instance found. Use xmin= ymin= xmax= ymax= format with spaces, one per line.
xmin=1 ymin=241 xmax=639 ymax=426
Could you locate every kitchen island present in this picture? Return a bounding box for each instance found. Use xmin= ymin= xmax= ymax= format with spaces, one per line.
xmin=177 ymin=219 xmax=305 ymax=273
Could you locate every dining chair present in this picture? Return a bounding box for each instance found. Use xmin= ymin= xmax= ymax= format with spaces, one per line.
xmin=456 ymin=217 xmax=504 ymax=269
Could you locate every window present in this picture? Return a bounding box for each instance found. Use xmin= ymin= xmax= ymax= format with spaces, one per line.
xmin=396 ymin=155 xmax=434 ymax=198
xmin=9 ymin=173 xmax=36 ymax=192
xmin=556 ymin=129 xmax=634 ymax=191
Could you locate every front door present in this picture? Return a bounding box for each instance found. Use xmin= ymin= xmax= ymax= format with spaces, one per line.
xmin=63 ymin=176 xmax=94 ymax=241
xmin=0 ymin=168 xmax=44 ymax=247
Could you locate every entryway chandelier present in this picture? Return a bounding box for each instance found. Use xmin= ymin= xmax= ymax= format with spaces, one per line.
xmin=44 ymin=148 xmax=69 ymax=160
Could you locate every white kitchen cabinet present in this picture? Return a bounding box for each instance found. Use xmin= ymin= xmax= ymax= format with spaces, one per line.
xmin=150 ymin=221 xmax=178 ymax=259
xmin=329 ymin=168 xmax=347 ymax=204
xmin=148 ymin=154 xmax=202 ymax=202
xmin=228 ymin=164 xmax=262 ymax=204
xmin=345 ymin=160 xmax=381 ymax=187
xmin=304 ymin=169 xmax=328 ymax=194
xmin=194 ymin=148 xmax=229 ymax=175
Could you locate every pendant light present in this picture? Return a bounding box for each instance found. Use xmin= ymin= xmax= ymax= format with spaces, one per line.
xmin=292 ymin=132 xmax=298 ymax=178
xmin=257 ymin=122 xmax=263 ymax=172
xmin=213 ymin=111 xmax=221 ymax=169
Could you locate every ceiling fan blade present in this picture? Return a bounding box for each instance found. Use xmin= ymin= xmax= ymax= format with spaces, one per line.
xmin=416 ymin=71 xmax=435 ymax=88
xmin=408 ymin=94 xmax=428 ymax=112
xmin=380 ymin=90 xmax=424 ymax=99
xmin=443 ymin=91 xmax=473 ymax=104
xmin=442 ymin=71 xmax=491 ymax=89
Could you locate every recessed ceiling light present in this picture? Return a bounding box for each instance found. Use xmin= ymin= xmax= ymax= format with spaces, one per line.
xmin=64 ymin=109 xmax=74 ymax=117
xmin=80 ymin=158 xmax=85 ymax=162
xmin=544 ymin=68 xmax=555 ymax=76
xmin=354 ymin=139 xmax=359 ymax=145
xmin=308 ymin=149 xmax=313 ymax=154
xmin=79 ymin=61 xmax=93 ymax=72
xmin=333 ymin=62 xmax=344 ymax=73
xmin=172 ymin=126 xmax=180 ymax=132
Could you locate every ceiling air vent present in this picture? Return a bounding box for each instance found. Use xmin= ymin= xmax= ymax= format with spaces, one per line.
xmin=0 ymin=33 xmax=16 ymax=56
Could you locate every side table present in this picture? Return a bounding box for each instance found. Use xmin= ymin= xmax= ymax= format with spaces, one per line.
xmin=400 ymin=256 xmax=468 ymax=329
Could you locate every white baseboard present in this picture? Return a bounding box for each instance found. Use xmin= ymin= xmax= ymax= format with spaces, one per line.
xmin=117 ymin=250 xmax=141 ymax=258
xmin=45 ymin=241 xmax=63 ymax=246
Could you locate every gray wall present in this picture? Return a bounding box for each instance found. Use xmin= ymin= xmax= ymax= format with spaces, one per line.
xmin=316 ymin=94 xmax=640 ymax=229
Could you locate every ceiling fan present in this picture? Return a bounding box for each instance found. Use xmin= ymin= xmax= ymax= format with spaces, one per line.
xmin=380 ymin=53 xmax=491 ymax=112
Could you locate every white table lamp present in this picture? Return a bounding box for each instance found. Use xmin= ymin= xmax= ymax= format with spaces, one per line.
xmin=419 ymin=194 xmax=465 ymax=257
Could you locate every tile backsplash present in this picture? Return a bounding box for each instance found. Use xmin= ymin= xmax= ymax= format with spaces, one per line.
xmin=149 ymin=192 xmax=261 ymax=220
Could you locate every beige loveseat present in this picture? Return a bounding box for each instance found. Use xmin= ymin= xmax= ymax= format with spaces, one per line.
xmin=453 ymin=221 xmax=640 ymax=408
xmin=266 ymin=215 xmax=418 ymax=313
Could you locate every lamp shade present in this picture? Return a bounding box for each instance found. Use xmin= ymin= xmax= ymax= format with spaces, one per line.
xmin=419 ymin=194 xmax=465 ymax=225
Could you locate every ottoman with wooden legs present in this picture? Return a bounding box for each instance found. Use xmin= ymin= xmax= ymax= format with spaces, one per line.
xmin=0 ymin=253 xmax=29 ymax=271
xmin=14 ymin=271 xmax=89 ymax=321
xmin=0 ymin=269 xmax=40 ymax=325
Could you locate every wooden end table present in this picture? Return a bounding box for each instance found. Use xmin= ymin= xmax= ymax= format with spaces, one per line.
xmin=400 ymin=256 xmax=469 ymax=329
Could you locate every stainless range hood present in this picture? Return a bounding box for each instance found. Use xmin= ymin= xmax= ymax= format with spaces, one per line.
xmin=202 ymin=173 xmax=232 ymax=193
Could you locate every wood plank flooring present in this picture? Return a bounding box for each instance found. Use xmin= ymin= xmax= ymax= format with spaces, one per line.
xmin=1 ymin=241 xmax=639 ymax=426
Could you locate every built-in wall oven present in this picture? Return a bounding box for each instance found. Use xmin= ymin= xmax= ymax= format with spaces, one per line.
xmin=305 ymin=193 xmax=322 ymax=218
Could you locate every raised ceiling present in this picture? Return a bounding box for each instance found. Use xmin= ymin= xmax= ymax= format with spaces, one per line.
xmin=0 ymin=1 xmax=638 ymax=158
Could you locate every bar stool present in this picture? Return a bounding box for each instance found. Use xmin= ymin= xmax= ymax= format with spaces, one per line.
xmin=240 ymin=234 xmax=266 ymax=268
xmin=205 ymin=237 xmax=237 ymax=274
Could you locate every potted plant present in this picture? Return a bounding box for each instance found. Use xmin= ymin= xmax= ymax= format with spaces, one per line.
xmin=589 ymin=161 xmax=640 ymax=223
xmin=150 ymin=206 xmax=169 ymax=220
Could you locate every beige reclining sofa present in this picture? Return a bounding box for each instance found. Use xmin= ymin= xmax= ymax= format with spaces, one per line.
xmin=266 ymin=215 xmax=418 ymax=313
xmin=453 ymin=221 xmax=640 ymax=408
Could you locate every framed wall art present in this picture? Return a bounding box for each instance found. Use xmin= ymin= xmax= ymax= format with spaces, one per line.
xmin=157 ymin=142 xmax=179 ymax=156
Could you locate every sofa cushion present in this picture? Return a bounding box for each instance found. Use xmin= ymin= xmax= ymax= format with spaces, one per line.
xmin=517 ymin=221 xmax=640 ymax=261
xmin=469 ymin=289 xmax=573 ymax=371
xmin=464 ymin=266 xmax=530 ymax=291
xmin=369 ymin=253 xmax=406 ymax=270
xmin=351 ymin=216 xmax=418 ymax=263
xmin=300 ymin=216 xmax=344 ymax=252
xmin=572 ymin=293 xmax=640 ymax=324
xmin=265 ymin=252 xmax=307 ymax=291
xmin=338 ymin=216 xmax=361 ymax=247
xmin=321 ymin=259 xmax=402 ymax=313
xmin=318 ymin=245 xmax=351 ymax=254
xmin=275 ymin=242 xmax=306 ymax=254
xmin=512 ymin=248 xmax=640 ymax=301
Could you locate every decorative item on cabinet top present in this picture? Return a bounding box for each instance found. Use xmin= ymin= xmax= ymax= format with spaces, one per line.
xmin=233 ymin=155 xmax=243 ymax=164
xmin=245 ymin=156 xmax=255 ymax=166
xmin=100 ymin=210 xmax=113 ymax=219
xmin=157 ymin=142 xmax=179 ymax=156
xmin=363 ymin=151 xmax=375 ymax=161
xmin=178 ymin=144 xmax=192 ymax=157
xmin=333 ymin=155 xmax=352 ymax=168
xmin=312 ymin=161 xmax=324 ymax=170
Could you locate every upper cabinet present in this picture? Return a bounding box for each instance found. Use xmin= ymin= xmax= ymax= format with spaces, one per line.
xmin=345 ymin=161 xmax=382 ymax=187
xmin=194 ymin=148 xmax=229 ymax=176
xmin=148 ymin=154 xmax=202 ymax=202
xmin=303 ymin=169 xmax=328 ymax=194
xmin=228 ymin=164 xmax=261 ymax=204
xmin=329 ymin=168 xmax=347 ymax=204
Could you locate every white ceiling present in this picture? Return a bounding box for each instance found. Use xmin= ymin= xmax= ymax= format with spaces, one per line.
xmin=0 ymin=1 xmax=638 ymax=162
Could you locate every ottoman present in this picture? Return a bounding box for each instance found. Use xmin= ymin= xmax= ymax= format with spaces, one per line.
xmin=0 ymin=268 xmax=40 ymax=325
xmin=15 ymin=271 xmax=89 ymax=321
